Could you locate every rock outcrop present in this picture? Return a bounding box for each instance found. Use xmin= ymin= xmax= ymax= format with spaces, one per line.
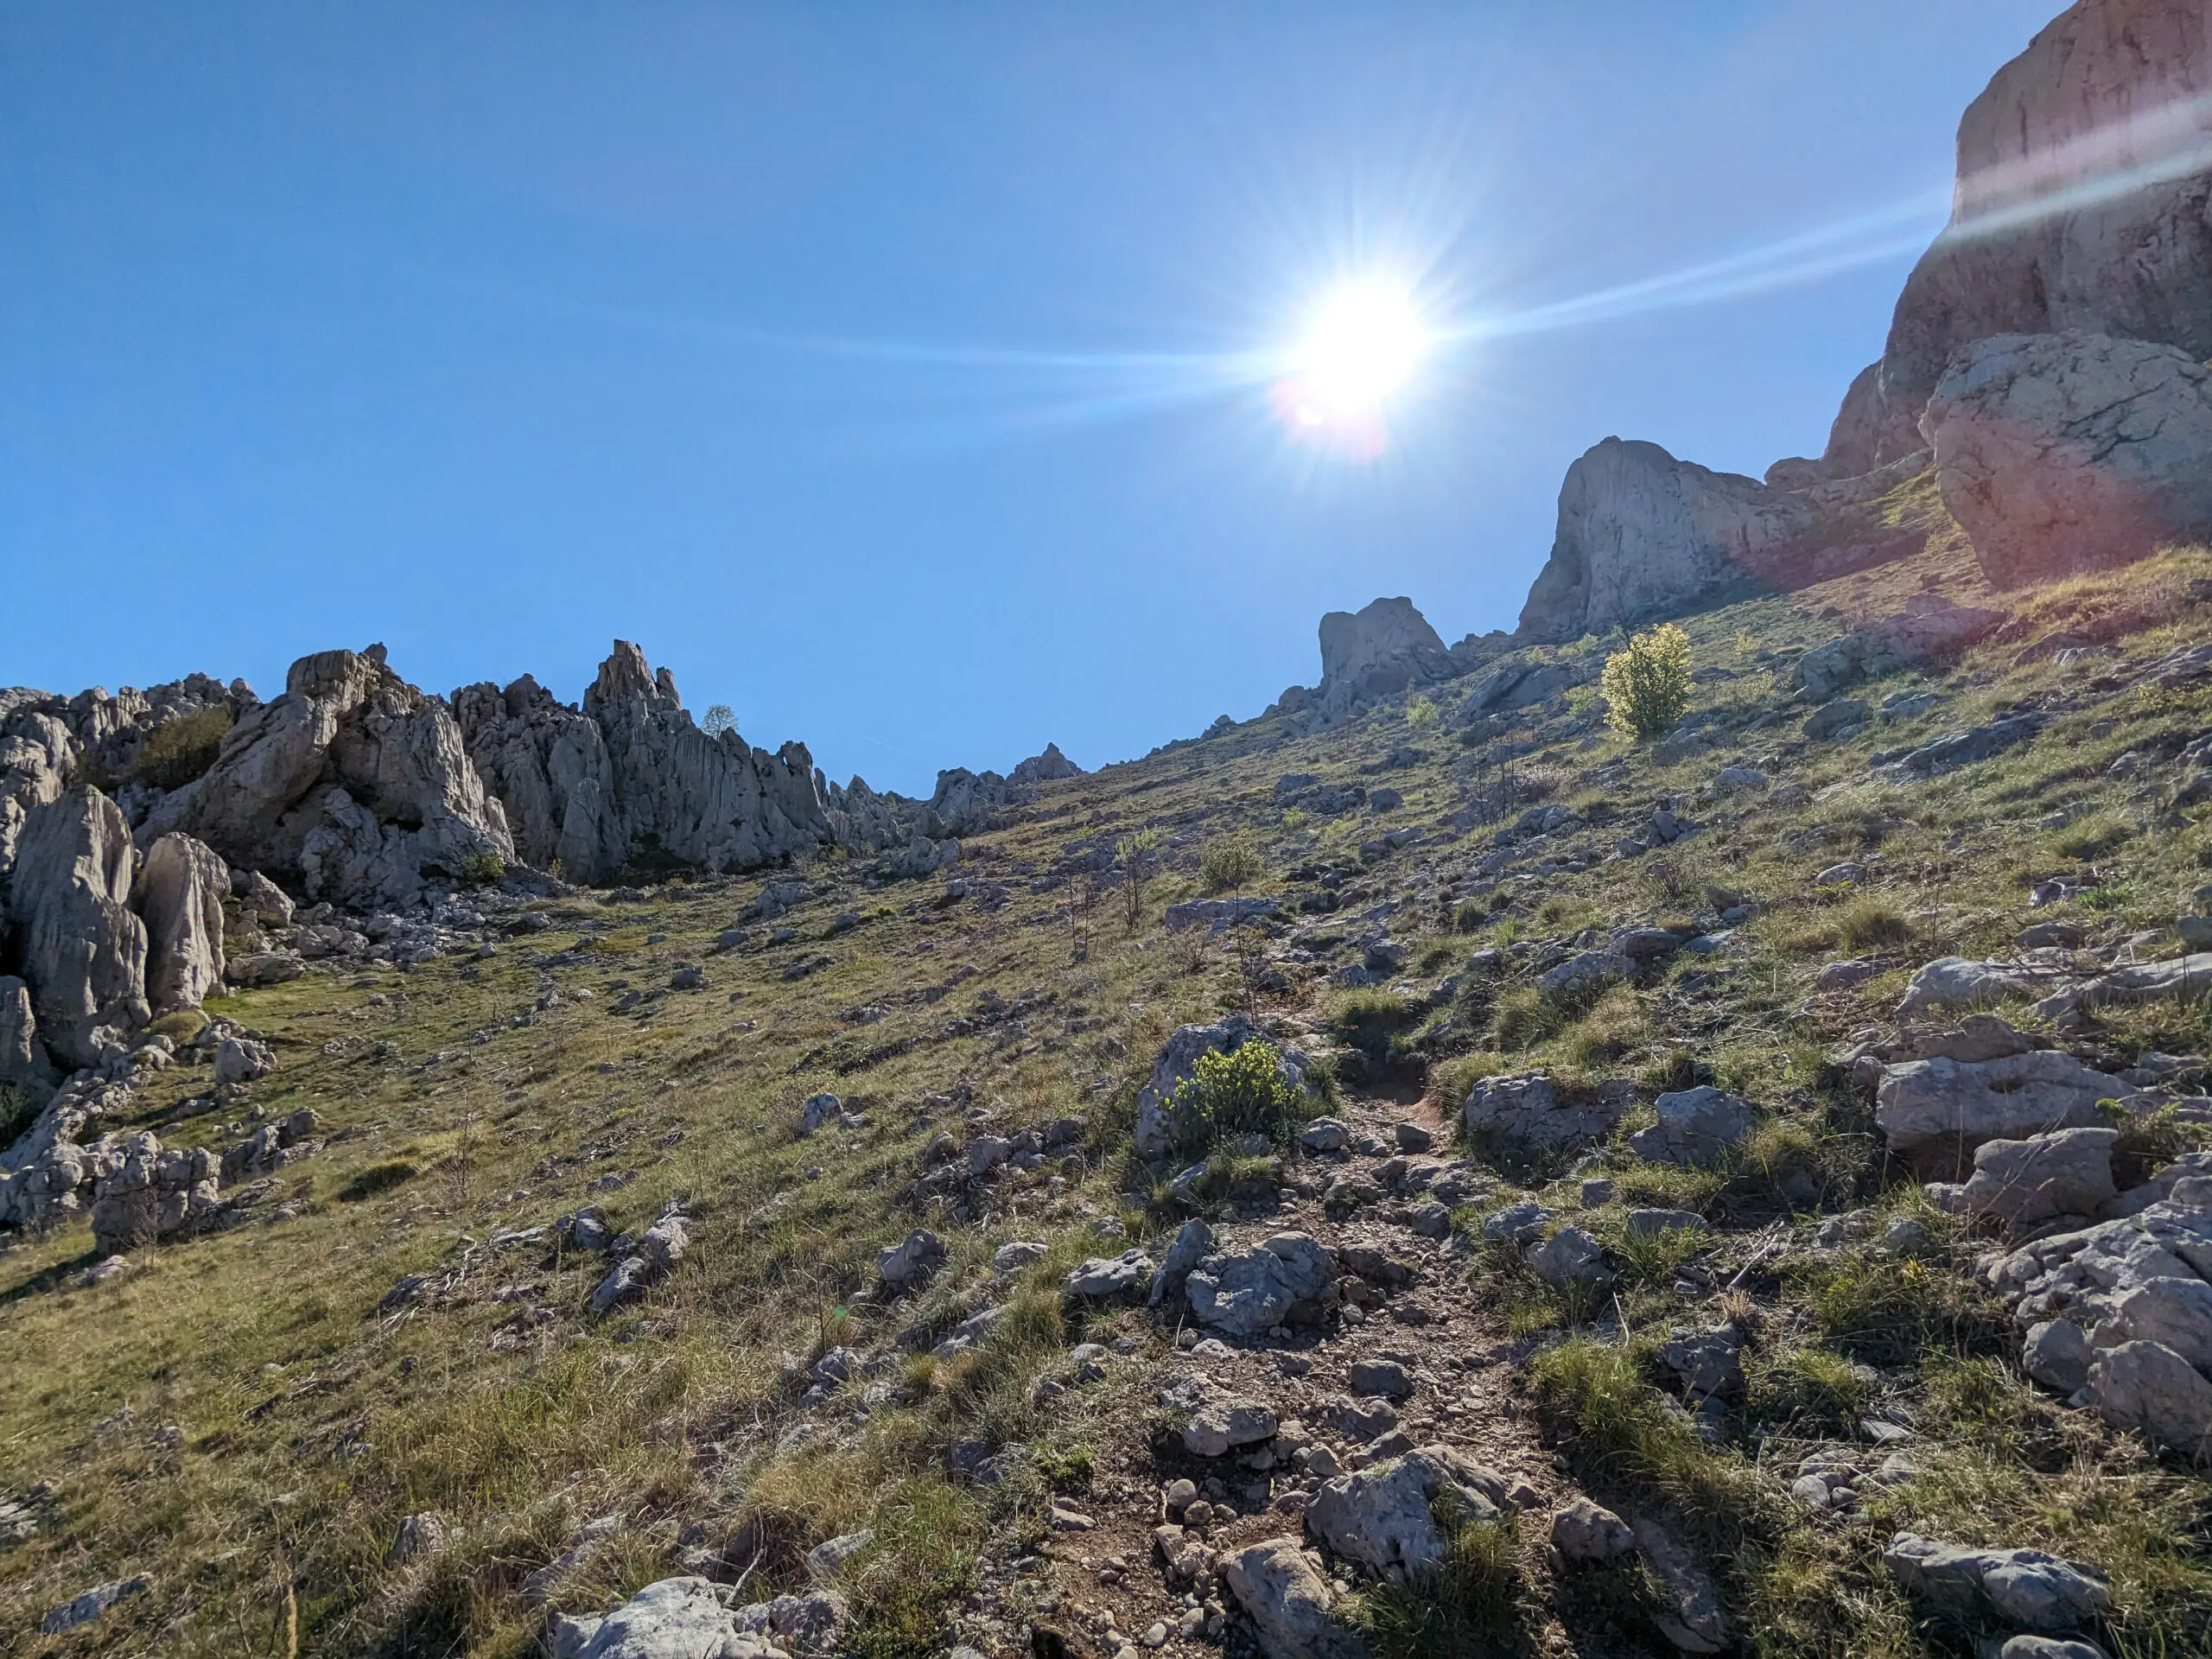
xmin=1802 ymin=0 xmax=2212 ymax=476
xmin=154 ymin=645 xmax=512 ymax=911
xmin=132 ymin=834 xmax=227 ymax=1014
xmin=8 ymin=790 xmax=149 ymax=1069
xmin=1516 ymin=439 xmax=1813 ymax=644
xmin=0 ymin=976 xmax=53 ymax=1096
xmin=1924 ymin=331 xmax=2212 ymax=585
xmin=1313 ymin=598 xmax=1452 ymax=720
xmin=456 ymin=642 xmax=827 ymax=883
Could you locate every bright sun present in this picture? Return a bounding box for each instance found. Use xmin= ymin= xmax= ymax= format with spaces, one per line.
xmin=1289 ymin=278 xmax=1428 ymax=423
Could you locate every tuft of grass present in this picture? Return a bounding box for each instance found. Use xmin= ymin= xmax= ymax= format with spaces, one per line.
xmin=1745 ymin=1344 xmax=1876 ymax=1433
xmin=1359 ymin=1508 xmax=1529 ymax=1659
xmin=1836 ymin=895 xmax=1911 ymax=950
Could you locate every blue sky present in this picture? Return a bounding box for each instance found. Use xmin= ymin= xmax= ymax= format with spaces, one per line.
xmin=2 ymin=1 xmax=2056 ymax=795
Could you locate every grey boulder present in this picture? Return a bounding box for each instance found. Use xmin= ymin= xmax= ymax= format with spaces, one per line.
xmin=1874 ymin=1051 xmax=2114 ymax=1172
xmin=1303 ymin=1445 xmax=1509 ymax=1582
xmin=1881 ymin=1533 xmax=2108 ymax=1632
xmin=1627 ymin=1086 xmax=1755 ymax=1168
xmin=1463 ymin=1073 xmax=1620 ymax=1151
xmin=1185 ymin=1233 xmax=1338 ymax=1336
xmin=1219 ymin=1538 xmax=1370 ymax=1659
xmin=1927 ymin=1128 xmax=2118 ymax=1225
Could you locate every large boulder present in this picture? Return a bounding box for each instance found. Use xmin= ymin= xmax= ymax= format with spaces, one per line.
xmin=1219 ymin=1539 xmax=1370 ymax=1659
xmin=1462 ymin=1073 xmax=1620 ymax=1152
xmin=1881 ymin=1533 xmax=2110 ymax=1633
xmin=8 ymin=788 xmax=148 ymax=1068
xmin=1313 ymin=598 xmax=1452 ymax=721
xmin=1805 ymin=0 xmax=2212 ymax=477
xmin=133 ymin=833 xmax=228 ymax=1014
xmin=1928 ymin=1127 xmax=2118 ymax=1225
xmin=1303 ymin=1446 xmax=1509 ymax=1582
xmin=1875 ymin=1051 xmax=2117 ymax=1172
xmin=455 ymin=642 xmax=830 ymax=884
xmin=2088 ymin=1338 xmax=2212 ymax=1455
xmin=1626 ymin=1086 xmax=1756 ymax=1168
xmin=1185 ymin=1233 xmax=1338 ymax=1337
xmin=1516 ymin=438 xmax=1812 ymax=644
xmin=1924 ymin=332 xmax=2212 ymax=586
xmin=162 ymin=645 xmax=512 ymax=910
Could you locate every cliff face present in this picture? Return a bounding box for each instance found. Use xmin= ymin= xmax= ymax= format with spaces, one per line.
xmin=1821 ymin=0 xmax=2212 ymax=474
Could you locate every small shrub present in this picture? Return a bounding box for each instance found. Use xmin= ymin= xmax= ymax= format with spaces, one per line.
xmin=0 ymin=1083 xmax=40 ymax=1149
xmin=457 ymin=852 xmax=506 ymax=886
xmin=1165 ymin=1040 xmax=1308 ymax=1158
xmin=132 ymin=706 xmax=232 ymax=790
xmin=1405 ymin=694 xmax=1440 ymax=729
xmin=1198 ymin=836 xmax=1265 ymax=895
xmin=1600 ymin=623 xmax=1694 ymax=740
xmin=145 ymin=1007 xmax=208 ymax=1045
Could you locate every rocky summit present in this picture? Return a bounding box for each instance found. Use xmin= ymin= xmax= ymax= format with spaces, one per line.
xmin=6 ymin=4 xmax=2212 ymax=1658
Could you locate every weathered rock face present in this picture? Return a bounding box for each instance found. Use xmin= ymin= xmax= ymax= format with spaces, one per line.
xmin=1516 ymin=439 xmax=1812 ymax=644
xmin=0 ymin=976 xmax=52 ymax=1096
xmin=162 ymin=645 xmax=512 ymax=911
xmin=1810 ymin=0 xmax=2212 ymax=475
xmin=455 ymin=642 xmax=830 ymax=883
xmin=1314 ymin=597 xmax=1452 ymax=720
xmin=7 ymin=789 xmax=149 ymax=1069
xmin=132 ymin=834 xmax=227 ymax=1014
xmin=1924 ymin=331 xmax=2212 ymax=585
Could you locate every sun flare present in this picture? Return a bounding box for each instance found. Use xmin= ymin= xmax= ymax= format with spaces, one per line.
xmin=1290 ymin=278 xmax=1429 ymax=419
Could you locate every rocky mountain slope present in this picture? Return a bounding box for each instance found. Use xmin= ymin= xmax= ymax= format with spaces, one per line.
xmin=4 ymin=2 xmax=2212 ymax=1656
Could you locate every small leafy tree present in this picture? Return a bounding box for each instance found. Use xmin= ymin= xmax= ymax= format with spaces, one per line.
xmin=133 ymin=706 xmax=233 ymax=790
xmin=702 ymin=703 xmax=737 ymax=738
xmin=1405 ymin=693 xmax=1440 ymax=728
xmin=1116 ymin=827 xmax=1160 ymax=929
xmin=1600 ymin=622 xmax=1694 ymax=740
xmin=1166 ymin=1039 xmax=1304 ymax=1157
xmin=1199 ymin=835 xmax=1264 ymax=895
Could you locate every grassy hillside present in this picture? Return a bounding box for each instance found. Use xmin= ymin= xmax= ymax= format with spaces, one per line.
xmin=5 ymin=524 xmax=2211 ymax=1658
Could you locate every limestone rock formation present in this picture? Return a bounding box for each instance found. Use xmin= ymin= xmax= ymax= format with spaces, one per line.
xmin=8 ymin=789 xmax=149 ymax=1069
xmin=454 ymin=642 xmax=830 ymax=883
xmin=157 ymin=645 xmax=512 ymax=911
xmin=1008 ymin=742 xmax=1083 ymax=785
xmin=1806 ymin=0 xmax=2212 ymax=475
xmin=0 ymin=976 xmax=52 ymax=1096
xmin=1924 ymin=331 xmax=2212 ymax=585
xmin=1516 ymin=439 xmax=1812 ymax=644
xmin=132 ymin=834 xmax=227 ymax=1014
xmin=1313 ymin=597 xmax=1452 ymax=720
